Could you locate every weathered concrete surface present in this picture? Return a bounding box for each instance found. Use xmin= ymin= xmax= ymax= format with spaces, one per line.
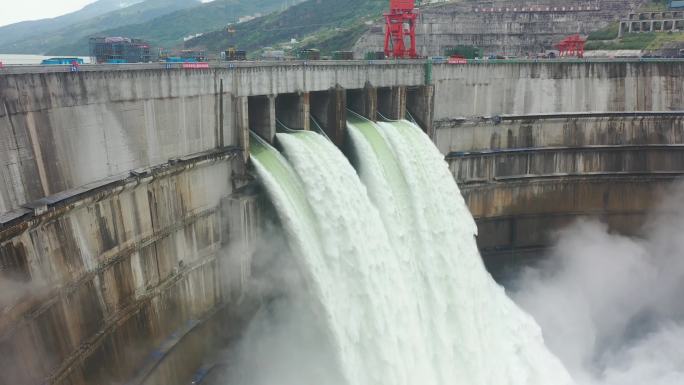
xmin=311 ymin=87 xmax=347 ymax=147
xmin=377 ymin=87 xmax=407 ymax=120
xmin=432 ymin=62 xmax=684 ymax=118
xmin=347 ymin=83 xmax=378 ymax=121
xmin=437 ymin=113 xmax=684 ymax=259
xmin=426 ymin=62 xmax=684 ymax=261
xmin=249 ymin=95 xmax=276 ymax=142
xmin=462 ymin=176 xmax=673 ymax=220
xmin=276 ymin=92 xmax=310 ymax=131
xmin=223 ymin=62 xmax=425 ymax=97
xmin=407 ymin=85 xmax=435 ymax=137
xmin=0 ymin=70 xmax=228 ymax=214
xmin=0 ymin=63 xmax=427 ymax=214
xmin=464 ymin=175 xmax=674 ymax=260
xmin=450 ymin=146 xmax=684 ymax=182
xmin=4 ymin=61 xmax=684 ymax=214
xmin=436 ymin=114 xmax=684 ymax=154
xmin=0 ymin=152 xmax=260 ymax=385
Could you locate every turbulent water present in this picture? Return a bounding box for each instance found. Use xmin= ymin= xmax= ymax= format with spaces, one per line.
xmin=250 ymin=119 xmax=575 ymax=385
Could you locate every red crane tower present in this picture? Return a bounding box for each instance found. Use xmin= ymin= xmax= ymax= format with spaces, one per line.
xmin=555 ymin=34 xmax=586 ymax=58
xmin=384 ymin=0 xmax=419 ymax=59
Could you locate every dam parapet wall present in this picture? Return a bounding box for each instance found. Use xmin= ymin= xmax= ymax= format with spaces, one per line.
xmin=4 ymin=60 xmax=684 ymax=214
xmin=0 ymin=62 xmax=427 ymax=214
xmin=432 ymin=61 xmax=684 ymax=119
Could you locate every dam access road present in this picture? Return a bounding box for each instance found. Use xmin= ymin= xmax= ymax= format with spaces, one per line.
xmin=2 ymin=59 xmax=684 ymax=384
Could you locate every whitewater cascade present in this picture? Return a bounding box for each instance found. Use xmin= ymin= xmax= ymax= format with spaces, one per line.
xmin=250 ymin=119 xmax=575 ymax=385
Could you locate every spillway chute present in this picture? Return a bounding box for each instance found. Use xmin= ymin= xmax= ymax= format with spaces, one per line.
xmin=247 ymin=119 xmax=575 ymax=385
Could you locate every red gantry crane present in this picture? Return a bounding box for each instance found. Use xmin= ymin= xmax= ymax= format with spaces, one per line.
xmin=555 ymin=34 xmax=586 ymax=58
xmin=384 ymin=0 xmax=419 ymax=59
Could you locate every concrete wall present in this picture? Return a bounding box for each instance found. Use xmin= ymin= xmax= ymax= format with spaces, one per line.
xmin=0 ymin=152 xmax=259 ymax=385
xmin=0 ymin=70 xmax=228 ymax=214
xmin=436 ymin=112 xmax=684 ymax=263
xmin=462 ymin=176 xmax=672 ymax=268
xmin=467 ymin=176 xmax=670 ymax=279
xmin=451 ymin=146 xmax=684 ymax=182
xmin=430 ymin=63 xmax=684 ymax=266
xmin=435 ymin=114 xmax=684 ymax=154
xmin=432 ymin=62 xmax=684 ymax=118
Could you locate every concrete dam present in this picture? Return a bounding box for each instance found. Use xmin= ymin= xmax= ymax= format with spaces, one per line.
xmin=354 ymin=0 xmax=643 ymax=57
xmin=1 ymin=60 xmax=684 ymax=384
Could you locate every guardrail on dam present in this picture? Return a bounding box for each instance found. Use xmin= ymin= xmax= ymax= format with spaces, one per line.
xmin=2 ymin=60 xmax=684 ymax=384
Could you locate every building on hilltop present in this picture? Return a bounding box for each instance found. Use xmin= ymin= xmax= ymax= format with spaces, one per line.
xmin=89 ymin=37 xmax=153 ymax=64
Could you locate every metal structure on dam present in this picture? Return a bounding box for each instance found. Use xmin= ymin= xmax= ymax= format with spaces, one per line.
xmin=1 ymin=60 xmax=684 ymax=384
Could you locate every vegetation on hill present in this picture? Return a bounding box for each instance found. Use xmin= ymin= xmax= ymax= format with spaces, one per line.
xmin=639 ymin=0 xmax=668 ymax=11
xmin=0 ymin=0 xmax=295 ymax=55
xmin=185 ymin=0 xmax=387 ymax=56
xmin=0 ymin=0 xmax=134 ymax=50
xmin=587 ymin=23 xmax=620 ymax=41
xmin=585 ymin=1 xmax=684 ymax=51
xmin=298 ymin=23 xmax=372 ymax=54
xmin=0 ymin=0 xmax=201 ymax=54
xmin=586 ymin=31 xmax=684 ymax=50
xmin=49 ymin=0 xmax=294 ymax=55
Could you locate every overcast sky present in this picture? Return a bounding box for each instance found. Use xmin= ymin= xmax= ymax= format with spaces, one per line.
xmin=0 ymin=0 xmax=97 ymax=27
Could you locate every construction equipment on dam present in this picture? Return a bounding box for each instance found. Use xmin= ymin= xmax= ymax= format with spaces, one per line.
xmin=555 ymin=34 xmax=586 ymax=58
xmin=384 ymin=0 xmax=419 ymax=59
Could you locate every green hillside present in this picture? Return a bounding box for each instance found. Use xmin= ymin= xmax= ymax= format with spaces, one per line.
xmin=0 ymin=0 xmax=136 ymax=50
xmin=185 ymin=0 xmax=386 ymax=55
xmin=0 ymin=0 xmax=200 ymax=54
xmin=51 ymin=0 xmax=294 ymax=55
xmin=584 ymin=0 xmax=682 ymax=51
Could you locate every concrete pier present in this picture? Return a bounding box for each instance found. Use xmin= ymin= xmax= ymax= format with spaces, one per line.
xmin=347 ymin=82 xmax=378 ymax=121
xmin=378 ymin=86 xmax=407 ymax=120
xmin=249 ymin=95 xmax=276 ymax=142
xmin=276 ymin=92 xmax=310 ymax=131
xmin=407 ymin=85 xmax=435 ymax=137
xmin=310 ymin=87 xmax=347 ymax=146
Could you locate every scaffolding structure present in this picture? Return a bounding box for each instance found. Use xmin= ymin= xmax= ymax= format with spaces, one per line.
xmin=89 ymin=37 xmax=153 ymax=64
